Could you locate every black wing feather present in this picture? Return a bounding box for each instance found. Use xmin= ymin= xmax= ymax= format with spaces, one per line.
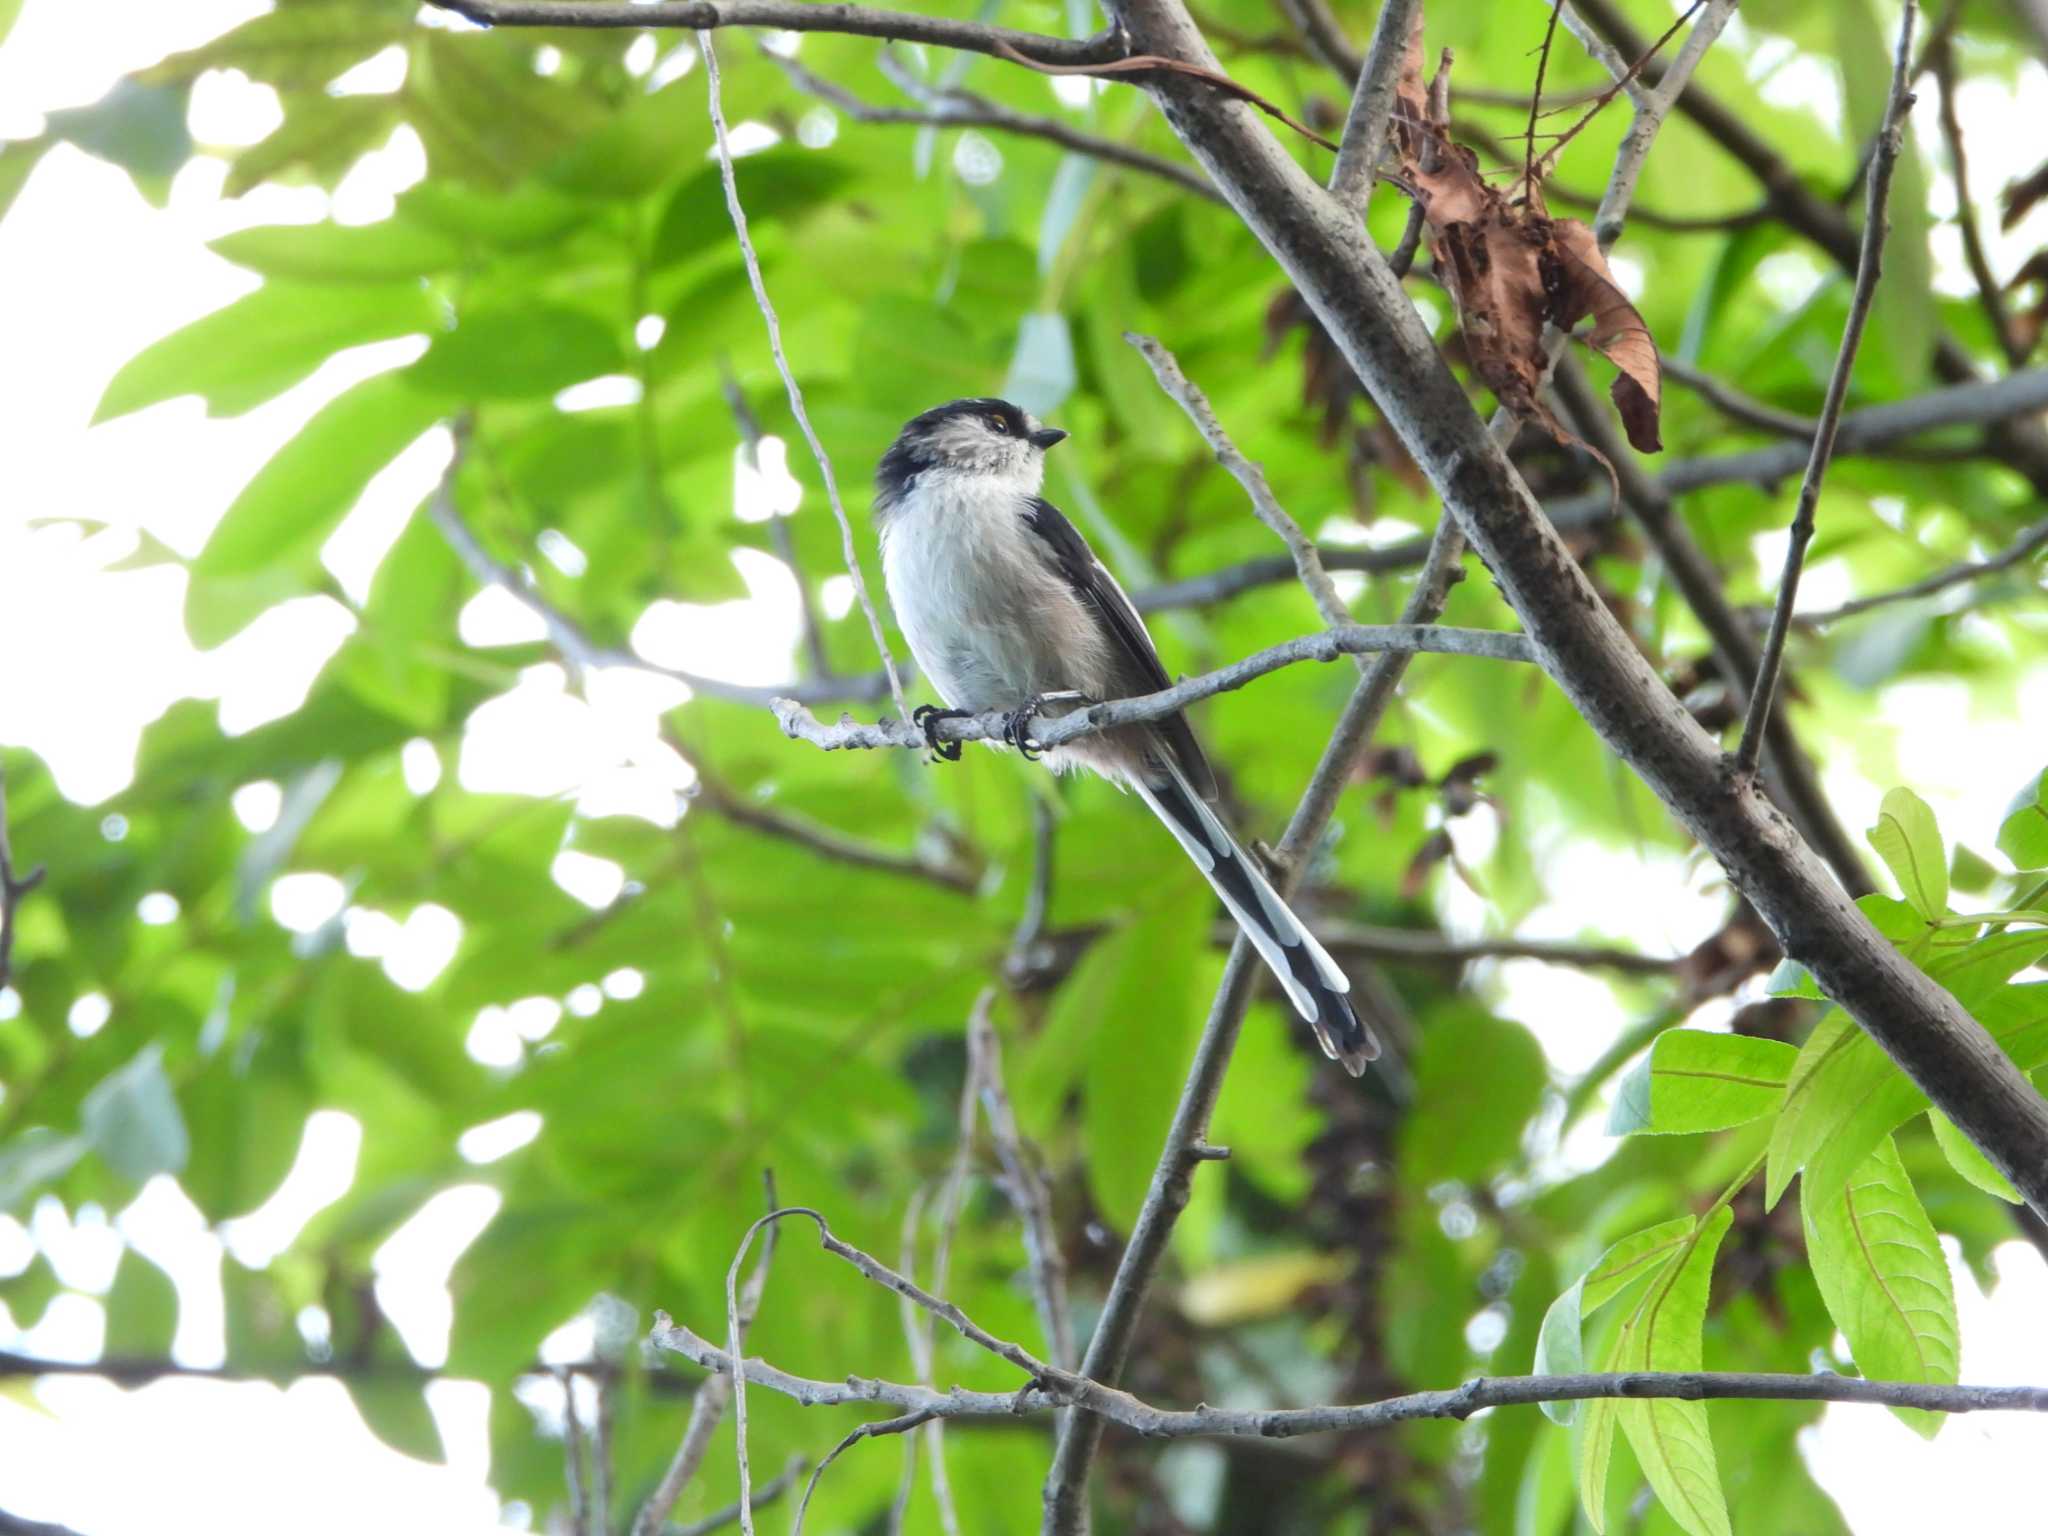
xmin=1023 ymin=497 xmax=1216 ymax=799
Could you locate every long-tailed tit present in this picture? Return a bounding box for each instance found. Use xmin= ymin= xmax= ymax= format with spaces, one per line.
xmin=874 ymin=397 xmax=1377 ymax=1074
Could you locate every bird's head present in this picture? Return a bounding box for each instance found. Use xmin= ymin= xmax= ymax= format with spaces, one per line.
xmin=875 ymin=397 xmax=1067 ymax=506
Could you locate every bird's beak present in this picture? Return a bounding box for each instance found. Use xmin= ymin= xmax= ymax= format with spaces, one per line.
xmin=1029 ymin=426 xmax=1068 ymax=450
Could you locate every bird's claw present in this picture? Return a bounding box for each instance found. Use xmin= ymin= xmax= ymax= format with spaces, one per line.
xmin=1002 ymin=701 xmax=1045 ymax=761
xmin=912 ymin=703 xmax=970 ymax=763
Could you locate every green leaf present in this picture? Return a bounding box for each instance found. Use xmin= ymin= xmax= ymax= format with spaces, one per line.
xmin=46 ymin=79 xmax=192 ymax=192
xmin=95 ymin=281 xmax=443 ymax=423
xmin=0 ymin=135 xmax=50 ymax=225
xmin=1867 ymin=786 xmax=1947 ymax=919
xmin=1534 ymin=1216 xmax=1694 ymax=1424
xmin=224 ymin=94 xmax=401 ymax=198
xmin=1949 ymin=842 xmax=2001 ymax=896
xmin=1997 ymin=769 xmax=2048 ymax=869
xmin=349 ymin=1378 xmax=445 ymax=1463
xmin=1076 ymin=881 xmax=1210 ymax=1232
xmin=104 ymin=1247 xmax=180 ymax=1355
xmin=211 ymin=220 xmax=466 ymax=282
xmin=81 ymin=1043 xmax=190 ymax=1184
xmin=1577 ymin=1393 xmax=1622 ymax=1535
xmin=1766 ymin=932 xmax=2048 ymax=1207
xmin=409 ymin=304 xmax=624 ymax=400
xmin=1608 ymin=1031 xmax=1796 ymax=1136
xmin=1399 ymin=1004 xmax=1546 ymax=1184
xmin=0 ymin=0 xmax=22 ymax=48
xmin=1610 ymin=1208 xmax=1734 ymax=1536
xmin=1801 ymin=1133 xmax=1959 ymax=1437
xmin=198 ymin=369 xmax=444 ymax=580
xmin=1927 ymin=1108 xmax=2021 ymax=1204
xmin=188 ymin=369 xmax=446 ymax=645
xmin=147 ymin=2 xmax=410 ymax=90
xmin=0 ymin=1129 xmax=87 ymax=1213
xmin=652 ymin=153 xmax=854 ymax=268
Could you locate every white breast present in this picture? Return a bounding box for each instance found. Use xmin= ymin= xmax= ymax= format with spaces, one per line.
xmin=880 ymin=474 xmax=1112 ymax=715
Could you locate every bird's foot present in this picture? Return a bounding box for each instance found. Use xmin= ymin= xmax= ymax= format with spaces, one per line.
xmin=1002 ymin=691 xmax=1090 ymax=762
xmin=1002 ymin=702 xmax=1044 ymax=761
xmin=912 ymin=704 xmax=972 ymax=762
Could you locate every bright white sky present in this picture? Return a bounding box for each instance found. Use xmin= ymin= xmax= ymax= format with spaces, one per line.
xmin=0 ymin=2 xmax=2045 ymax=1532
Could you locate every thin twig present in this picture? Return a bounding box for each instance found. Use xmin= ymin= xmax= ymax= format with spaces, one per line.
xmin=1658 ymin=355 xmax=1818 ymax=438
xmin=1549 ymin=353 xmax=1875 ymax=897
xmin=794 ymin=1410 xmax=935 ymax=1536
xmin=1308 ymin=921 xmax=1679 ymax=974
xmin=1575 ymin=0 xmax=1736 ymax=248
xmin=1124 ymin=332 xmax=1358 ymax=642
xmin=1327 ymin=0 xmax=1420 ymax=213
xmin=426 ymin=0 xmax=1125 ymax=67
xmin=666 ymin=1455 xmax=806 ymax=1536
xmin=1931 ymin=34 xmax=2025 ymax=367
xmin=593 ymin=1371 xmax=616 ymax=1536
xmin=1737 ymin=0 xmax=1918 ymax=775
xmin=771 ymin=622 xmax=1535 ymax=754
xmin=561 ymin=1369 xmax=593 ymax=1536
xmin=1387 ymin=201 xmax=1426 ymax=277
xmin=1800 ymin=512 xmax=2048 ymax=625
xmin=698 ymin=31 xmax=910 ymax=726
xmin=1270 ymin=0 xmax=1361 ymax=78
xmin=899 ymin=1049 xmax=977 ymax=1536
xmin=656 ymin=1322 xmax=2048 ymax=1433
xmin=1524 ymin=0 xmax=1565 ymax=191
xmin=633 ymin=1173 xmax=781 ymax=1536
xmin=720 ymin=1174 xmax=789 ymax=1536
xmin=0 ymin=763 xmax=46 ymax=996
xmin=1531 ymin=0 xmax=1707 ymax=196
xmin=886 ymin=1187 xmax=930 ymax=1536
xmin=969 ymin=996 xmax=1076 ymax=1376
xmin=680 ymin=739 xmax=979 ymax=894
xmin=1005 ymin=799 xmax=1058 ymax=984
xmin=768 ymin=48 xmax=1221 ymax=204
xmin=427 ymin=437 xmax=887 ymax=708
xmin=990 ymin=39 xmax=1338 ymax=152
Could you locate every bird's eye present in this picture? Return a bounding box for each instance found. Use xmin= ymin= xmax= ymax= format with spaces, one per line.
xmin=988 ymin=415 xmax=1009 ymax=435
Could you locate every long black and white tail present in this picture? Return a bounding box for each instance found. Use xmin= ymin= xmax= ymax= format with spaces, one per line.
xmin=1132 ymin=764 xmax=1378 ymax=1075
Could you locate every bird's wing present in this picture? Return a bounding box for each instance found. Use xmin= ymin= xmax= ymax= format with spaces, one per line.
xmin=1023 ymin=496 xmax=1215 ymax=799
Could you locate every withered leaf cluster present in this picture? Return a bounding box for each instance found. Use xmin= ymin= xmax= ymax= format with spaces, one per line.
xmin=1388 ymin=12 xmax=1664 ymax=454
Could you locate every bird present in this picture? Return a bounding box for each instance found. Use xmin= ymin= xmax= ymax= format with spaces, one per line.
xmin=873 ymin=396 xmax=1378 ymax=1075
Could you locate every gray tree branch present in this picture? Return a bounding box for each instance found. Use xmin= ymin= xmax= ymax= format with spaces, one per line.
xmin=770 ymin=622 xmax=1533 ymax=754
xmin=1325 ymin=0 xmax=1417 ymax=212
xmin=654 ymin=1322 xmax=2048 ymax=1433
xmin=1800 ymin=511 xmax=2048 ymax=626
xmin=1100 ymin=0 xmax=2048 ymax=1226
xmin=1124 ymin=331 xmax=1359 ymax=639
xmin=425 ymin=0 xmax=1123 ymax=66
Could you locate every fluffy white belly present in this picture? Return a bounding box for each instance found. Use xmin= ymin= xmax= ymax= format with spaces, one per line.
xmin=880 ymin=483 xmax=1109 ymax=715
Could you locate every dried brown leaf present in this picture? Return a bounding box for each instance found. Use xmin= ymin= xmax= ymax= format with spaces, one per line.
xmin=1548 ymin=219 xmax=1663 ymax=452
xmin=1385 ymin=9 xmax=1666 ymax=454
